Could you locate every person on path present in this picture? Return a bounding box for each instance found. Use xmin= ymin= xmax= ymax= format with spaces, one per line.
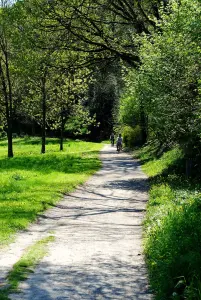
xmin=110 ymin=132 xmax=115 ymax=146
xmin=116 ymin=133 xmax=123 ymax=151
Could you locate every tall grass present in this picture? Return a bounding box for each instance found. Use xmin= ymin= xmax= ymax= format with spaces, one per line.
xmin=0 ymin=137 xmax=102 ymax=246
xmin=138 ymin=145 xmax=201 ymax=299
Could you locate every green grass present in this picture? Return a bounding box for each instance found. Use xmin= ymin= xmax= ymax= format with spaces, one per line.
xmin=0 ymin=235 xmax=54 ymax=299
xmin=101 ymin=140 xmax=111 ymax=144
xmin=138 ymin=144 xmax=201 ymax=300
xmin=0 ymin=137 xmax=102 ymax=246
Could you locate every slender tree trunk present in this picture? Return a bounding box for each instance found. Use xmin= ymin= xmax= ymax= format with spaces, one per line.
xmin=5 ymin=51 xmax=13 ymax=157
xmin=7 ymin=117 xmax=13 ymax=157
xmin=41 ymin=74 xmax=46 ymax=154
xmin=60 ymin=112 xmax=64 ymax=151
xmin=0 ymin=60 xmax=13 ymax=157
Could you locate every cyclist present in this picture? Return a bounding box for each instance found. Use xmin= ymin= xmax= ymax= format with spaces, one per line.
xmin=116 ymin=134 xmax=123 ymax=152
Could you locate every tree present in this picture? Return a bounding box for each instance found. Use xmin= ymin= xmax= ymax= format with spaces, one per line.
xmin=0 ymin=1 xmax=23 ymax=157
xmin=22 ymin=0 xmax=169 ymax=144
xmin=29 ymin=0 xmax=171 ymax=67
xmin=119 ymin=0 xmax=201 ymax=158
xmin=48 ymin=65 xmax=90 ymax=150
xmin=87 ymin=60 xmax=122 ymax=139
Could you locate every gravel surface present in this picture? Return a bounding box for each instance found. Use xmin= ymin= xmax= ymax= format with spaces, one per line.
xmin=9 ymin=145 xmax=153 ymax=300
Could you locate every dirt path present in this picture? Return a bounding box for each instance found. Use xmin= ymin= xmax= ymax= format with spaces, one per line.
xmin=8 ymin=145 xmax=152 ymax=299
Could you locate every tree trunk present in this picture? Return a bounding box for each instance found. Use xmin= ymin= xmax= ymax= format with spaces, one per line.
xmin=41 ymin=74 xmax=46 ymax=154
xmin=0 ymin=60 xmax=13 ymax=157
xmin=60 ymin=113 xmax=64 ymax=151
xmin=7 ymin=117 xmax=13 ymax=157
xmin=5 ymin=52 xmax=13 ymax=157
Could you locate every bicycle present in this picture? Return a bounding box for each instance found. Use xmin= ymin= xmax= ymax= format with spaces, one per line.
xmin=117 ymin=142 xmax=122 ymax=153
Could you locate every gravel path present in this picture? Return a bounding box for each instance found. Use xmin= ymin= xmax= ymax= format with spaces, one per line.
xmin=9 ymin=144 xmax=152 ymax=300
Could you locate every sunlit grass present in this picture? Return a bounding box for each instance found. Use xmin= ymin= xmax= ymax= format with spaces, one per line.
xmin=138 ymin=145 xmax=201 ymax=299
xmin=141 ymin=147 xmax=183 ymax=177
xmin=8 ymin=235 xmax=55 ymax=289
xmin=101 ymin=140 xmax=110 ymax=144
xmin=0 ymin=137 xmax=102 ymax=246
xmin=0 ymin=235 xmax=55 ymax=299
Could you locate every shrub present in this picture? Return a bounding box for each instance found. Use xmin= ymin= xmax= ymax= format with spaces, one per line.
xmin=122 ymin=125 xmax=142 ymax=148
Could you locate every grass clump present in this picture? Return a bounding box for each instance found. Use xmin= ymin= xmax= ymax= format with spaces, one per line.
xmin=0 ymin=138 xmax=102 ymax=246
xmin=138 ymin=144 xmax=201 ymax=299
xmin=8 ymin=235 xmax=54 ymax=290
xmin=0 ymin=235 xmax=54 ymax=299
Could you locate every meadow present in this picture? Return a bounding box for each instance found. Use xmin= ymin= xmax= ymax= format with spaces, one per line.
xmin=0 ymin=137 xmax=102 ymax=246
xmin=138 ymin=145 xmax=201 ymax=299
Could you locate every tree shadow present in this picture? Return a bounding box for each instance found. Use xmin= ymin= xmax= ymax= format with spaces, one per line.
xmin=9 ymin=259 xmax=153 ymax=300
xmin=36 ymin=178 xmax=148 ymax=222
xmin=148 ymin=156 xmax=196 ymax=194
xmin=0 ymin=137 xmax=65 ymax=147
xmin=106 ymin=178 xmax=149 ymax=193
xmin=38 ymin=206 xmax=146 ymax=221
xmin=0 ymin=151 xmax=101 ymax=174
xmin=137 ymin=140 xmax=180 ymax=167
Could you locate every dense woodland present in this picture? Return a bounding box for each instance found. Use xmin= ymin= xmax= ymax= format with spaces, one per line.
xmin=1 ymin=0 xmax=199 ymax=162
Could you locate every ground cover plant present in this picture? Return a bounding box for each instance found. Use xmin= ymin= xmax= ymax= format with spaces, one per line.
xmin=138 ymin=145 xmax=201 ymax=299
xmin=0 ymin=137 xmax=102 ymax=246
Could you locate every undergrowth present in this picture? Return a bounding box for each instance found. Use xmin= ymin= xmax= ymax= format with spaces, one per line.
xmin=0 ymin=137 xmax=102 ymax=246
xmin=138 ymin=144 xmax=201 ymax=299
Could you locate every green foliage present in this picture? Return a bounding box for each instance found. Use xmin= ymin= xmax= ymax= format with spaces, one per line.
xmin=0 ymin=138 xmax=102 ymax=246
xmin=118 ymin=68 xmax=141 ymax=127
xmin=122 ymin=125 xmax=142 ymax=148
xmin=119 ymin=0 xmax=201 ymax=160
xmin=37 ymin=0 xmax=157 ymax=66
xmin=65 ymin=101 xmax=97 ymax=136
xmin=88 ymin=61 xmax=122 ymax=139
xmin=140 ymin=145 xmax=201 ymax=299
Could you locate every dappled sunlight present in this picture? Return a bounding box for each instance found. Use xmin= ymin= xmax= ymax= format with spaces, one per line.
xmin=0 ymin=144 xmax=152 ymax=299
xmin=0 ymin=138 xmax=102 ymax=245
xmin=11 ymin=260 xmax=151 ymax=300
xmin=140 ymin=147 xmax=183 ymax=177
xmin=0 ymin=153 xmax=100 ymax=174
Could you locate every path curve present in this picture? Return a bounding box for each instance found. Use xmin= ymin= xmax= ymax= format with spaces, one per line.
xmin=10 ymin=145 xmax=152 ymax=300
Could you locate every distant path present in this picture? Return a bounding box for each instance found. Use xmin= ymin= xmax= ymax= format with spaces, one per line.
xmin=10 ymin=145 xmax=152 ymax=300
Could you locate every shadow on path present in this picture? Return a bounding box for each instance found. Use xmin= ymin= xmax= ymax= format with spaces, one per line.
xmin=9 ymin=145 xmax=152 ymax=300
xmin=12 ymin=259 xmax=152 ymax=300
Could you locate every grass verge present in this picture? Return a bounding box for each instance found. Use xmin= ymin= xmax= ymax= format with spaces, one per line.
xmin=0 ymin=235 xmax=54 ymax=299
xmin=138 ymin=144 xmax=201 ymax=300
xmin=0 ymin=137 xmax=102 ymax=246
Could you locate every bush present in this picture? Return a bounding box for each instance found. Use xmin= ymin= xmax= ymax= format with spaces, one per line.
xmin=122 ymin=125 xmax=142 ymax=148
